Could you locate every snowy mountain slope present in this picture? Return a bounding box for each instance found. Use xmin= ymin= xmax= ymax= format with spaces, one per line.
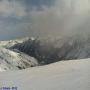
xmin=10 ymin=36 xmax=90 ymax=65
xmin=0 ymin=59 xmax=90 ymax=90
xmin=0 ymin=36 xmax=90 ymax=71
xmin=0 ymin=37 xmax=34 ymax=48
xmin=0 ymin=48 xmax=38 ymax=71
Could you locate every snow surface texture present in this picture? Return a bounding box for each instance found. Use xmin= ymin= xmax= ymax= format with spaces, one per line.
xmin=0 ymin=48 xmax=38 ymax=71
xmin=0 ymin=59 xmax=90 ymax=90
xmin=0 ymin=37 xmax=39 ymax=71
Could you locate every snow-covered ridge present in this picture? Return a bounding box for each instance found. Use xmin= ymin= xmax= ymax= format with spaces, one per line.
xmin=10 ymin=36 xmax=90 ymax=65
xmin=0 ymin=37 xmax=31 ymax=48
xmin=0 ymin=48 xmax=38 ymax=71
xmin=0 ymin=37 xmax=39 ymax=71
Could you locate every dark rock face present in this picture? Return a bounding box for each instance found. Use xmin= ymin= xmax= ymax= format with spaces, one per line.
xmin=10 ymin=36 xmax=90 ymax=65
xmin=10 ymin=38 xmax=60 ymax=65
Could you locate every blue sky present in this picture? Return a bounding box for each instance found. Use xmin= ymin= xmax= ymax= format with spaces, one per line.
xmin=0 ymin=0 xmax=90 ymax=40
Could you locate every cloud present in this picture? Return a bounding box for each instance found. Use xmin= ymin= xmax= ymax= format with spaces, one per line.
xmin=56 ymin=0 xmax=90 ymax=15
xmin=0 ymin=0 xmax=26 ymax=17
xmin=30 ymin=0 xmax=90 ymax=37
xmin=0 ymin=0 xmax=54 ymax=18
xmin=0 ymin=0 xmax=90 ymax=40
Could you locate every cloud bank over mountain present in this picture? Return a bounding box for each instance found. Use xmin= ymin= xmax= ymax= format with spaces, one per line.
xmin=0 ymin=0 xmax=90 ymax=40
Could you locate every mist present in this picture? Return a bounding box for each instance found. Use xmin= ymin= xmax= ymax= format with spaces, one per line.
xmin=0 ymin=0 xmax=90 ymax=40
xmin=31 ymin=0 xmax=90 ymax=39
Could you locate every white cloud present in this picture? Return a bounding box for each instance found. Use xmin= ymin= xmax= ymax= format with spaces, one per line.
xmin=30 ymin=0 xmax=90 ymax=37
xmin=0 ymin=0 xmax=90 ymax=39
xmin=56 ymin=0 xmax=90 ymax=15
xmin=0 ymin=0 xmax=26 ymax=17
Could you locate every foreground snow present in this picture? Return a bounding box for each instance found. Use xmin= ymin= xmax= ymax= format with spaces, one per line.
xmin=0 ymin=59 xmax=90 ymax=90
